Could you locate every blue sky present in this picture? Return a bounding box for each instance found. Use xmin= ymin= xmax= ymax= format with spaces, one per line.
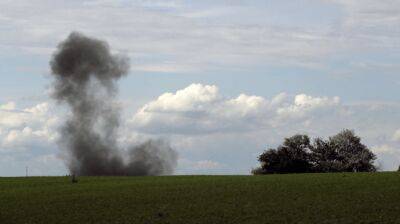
xmin=1 ymin=0 xmax=400 ymax=176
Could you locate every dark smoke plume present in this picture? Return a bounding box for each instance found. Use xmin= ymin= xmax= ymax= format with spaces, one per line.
xmin=50 ymin=32 xmax=177 ymax=176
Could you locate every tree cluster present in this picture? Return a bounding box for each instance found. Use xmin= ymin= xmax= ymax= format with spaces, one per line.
xmin=253 ymin=129 xmax=376 ymax=174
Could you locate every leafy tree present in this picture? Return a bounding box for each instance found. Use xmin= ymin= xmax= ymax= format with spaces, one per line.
xmin=255 ymin=135 xmax=312 ymax=174
xmin=326 ymin=129 xmax=376 ymax=172
xmin=310 ymin=138 xmax=342 ymax=172
xmin=254 ymin=130 xmax=376 ymax=174
xmin=255 ymin=148 xmax=280 ymax=174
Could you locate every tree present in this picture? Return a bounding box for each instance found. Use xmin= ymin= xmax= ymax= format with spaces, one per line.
xmin=253 ymin=130 xmax=376 ymax=174
xmin=310 ymin=138 xmax=342 ymax=172
xmin=255 ymin=135 xmax=312 ymax=174
xmin=326 ymin=129 xmax=376 ymax=172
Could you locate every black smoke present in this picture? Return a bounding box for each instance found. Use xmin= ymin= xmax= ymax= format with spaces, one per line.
xmin=50 ymin=32 xmax=177 ymax=176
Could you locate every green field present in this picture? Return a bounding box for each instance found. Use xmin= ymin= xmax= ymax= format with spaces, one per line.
xmin=1 ymin=173 xmax=400 ymax=224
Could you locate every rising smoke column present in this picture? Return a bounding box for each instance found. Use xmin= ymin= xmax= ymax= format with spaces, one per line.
xmin=50 ymin=32 xmax=177 ymax=176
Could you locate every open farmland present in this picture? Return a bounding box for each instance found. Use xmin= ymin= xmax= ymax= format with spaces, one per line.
xmin=1 ymin=172 xmax=400 ymax=224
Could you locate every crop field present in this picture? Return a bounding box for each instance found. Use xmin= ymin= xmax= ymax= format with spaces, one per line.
xmin=1 ymin=172 xmax=400 ymax=224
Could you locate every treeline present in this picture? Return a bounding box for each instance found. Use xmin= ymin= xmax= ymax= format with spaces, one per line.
xmin=253 ymin=129 xmax=376 ymax=174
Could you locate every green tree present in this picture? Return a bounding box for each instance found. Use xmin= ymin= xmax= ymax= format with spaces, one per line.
xmin=326 ymin=129 xmax=376 ymax=172
xmin=310 ymin=138 xmax=342 ymax=172
xmin=253 ymin=130 xmax=376 ymax=174
xmin=255 ymin=135 xmax=312 ymax=174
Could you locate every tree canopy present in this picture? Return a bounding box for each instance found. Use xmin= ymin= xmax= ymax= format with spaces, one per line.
xmin=253 ymin=130 xmax=376 ymax=174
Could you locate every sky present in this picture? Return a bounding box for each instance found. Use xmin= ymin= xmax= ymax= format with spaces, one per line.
xmin=1 ymin=0 xmax=400 ymax=176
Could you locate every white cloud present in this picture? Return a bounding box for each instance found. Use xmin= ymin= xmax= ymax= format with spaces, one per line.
xmin=371 ymin=144 xmax=400 ymax=170
xmin=372 ymin=144 xmax=398 ymax=155
xmin=0 ymin=102 xmax=16 ymax=110
xmin=130 ymin=83 xmax=341 ymax=135
xmin=276 ymin=94 xmax=340 ymax=119
xmin=392 ymin=129 xmax=400 ymax=142
xmin=0 ymin=102 xmax=59 ymax=151
xmin=2 ymin=1 xmax=398 ymax=73
xmin=142 ymin=83 xmax=219 ymax=112
xmin=0 ymin=101 xmax=64 ymax=176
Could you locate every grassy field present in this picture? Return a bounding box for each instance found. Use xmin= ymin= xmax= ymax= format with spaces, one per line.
xmin=1 ymin=173 xmax=400 ymax=224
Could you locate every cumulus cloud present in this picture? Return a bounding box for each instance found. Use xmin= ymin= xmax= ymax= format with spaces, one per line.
xmin=276 ymin=94 xmax=340 ymax=119
xmin=130 ymin=83 xmax=341 ymax=134
xmin=0 ymin=102 xmax=59 ymax=151
xmin=142 ymin=84 xmax=220 ymax=112
xmin=127 ymin=83 xmax=400 ymax=171
xmin=0 ymin=101 xmax=64 ymax=176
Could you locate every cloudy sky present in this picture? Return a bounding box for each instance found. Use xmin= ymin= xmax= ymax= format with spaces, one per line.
xmin=1 ymin=0 xmax=400 ymax=176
